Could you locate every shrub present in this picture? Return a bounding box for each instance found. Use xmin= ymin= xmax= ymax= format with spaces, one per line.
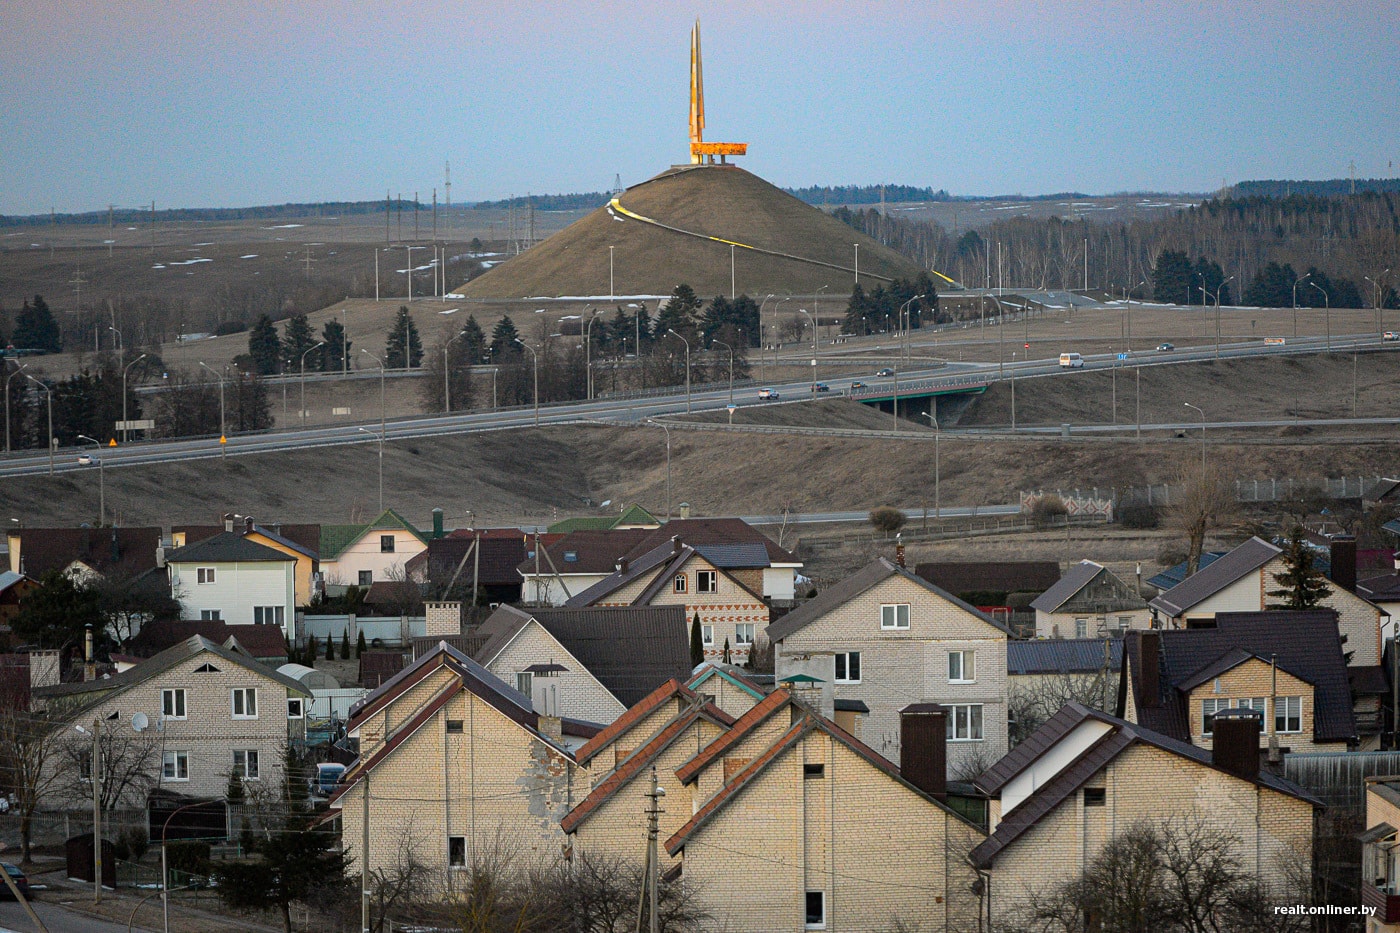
xmin=868 ymin=506 xmax=907 ymax=536
xmin=165 ymin=839 xmax=211 ymax=876
xmin=1118 ymin=502 xmax=1160 ymax=529
xmin=1031 ymin=494 xmax=1067 ymax=529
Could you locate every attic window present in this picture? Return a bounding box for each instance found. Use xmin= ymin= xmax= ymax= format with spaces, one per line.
xmin=803 ymin=763 xmax=825 ymax=779
xmin=446 ymin=720 xmax=464 ymax=734
xmin=1084 ymin=788 xmax=1106 ymax=807
xmin=564 ymin=551 xmax=578 ymax=563
xmin=194 ymin=663 xmax=221 ymax=673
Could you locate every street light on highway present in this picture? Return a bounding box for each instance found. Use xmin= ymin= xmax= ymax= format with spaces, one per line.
xmin=1183 ymin=402 xmax=1206 ymax=479
xmin=711 ymin=339 xmax=734 ymax=405
xmin=120 ymin=353 xmax=147 ymax=442
xmin=299 ymin=342 xmax=324 ymax=424
xmin=796 ymin=310 xmax=817 ymax=396
xmin=898 ymin=295 xmax=924 ymax=362
xmin=108 ymin=325 xmax=123 ymax=353
xmin=5 ymin=363 xmax=28 ymax=455
xmin=1310 ymin=281 xmax=1331 ymax=351
xmin=646 ymin=419 xmax=673 ymax=520
xmin=513 ymin=340 xmax=539 ymax=425
xmin=22 ymin=373 xmax=53 ymax=475
xmin=585 ymin=308 xmax=604 ymax=400
xmin=359 ymin=349 xmax=388 ymax=444
xmin=667 ymin=329 xmax=691 ymax=414
xmin=920 ymin=410 xmax=940 ymax=518
xmin=357 ymin=427 xmax=384 ymax=512
xmin=197 ymin=362 xmax=226 ymax=459
xmin=1292 ymin=272 xmax=1311 ymax=338
xmin=76 ymin=435 xmax=105 ymax=526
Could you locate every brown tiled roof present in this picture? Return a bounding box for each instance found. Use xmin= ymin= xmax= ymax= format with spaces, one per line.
xmin=515 ymin=529 xmax=652 ymax=576
xmin=411 ymin=634 xmax=490 ymax=661
xmin=563 ymin=540 xmax=692 ymax=608
xmin=424 ymin=535 xmax=533 ymax=589
xmin=625 ymin=518 xmax=799 ymax=566
xmin=359 ymin=651 xmax=405 ymax=689
xmin=128 ymin=621 xmax=288 ymax=660
xmin=1148 ymin=536 xmax=1280 ymax=617
xmin=674 ymin=689 xmax=794 ymax=784
xmin=573 ymin=678 xmax=691 ymax=766
xmin=912 ymin=560 xmax=1060 ymax=597
xmin=14 ymin=527 xmax=161 ymax=579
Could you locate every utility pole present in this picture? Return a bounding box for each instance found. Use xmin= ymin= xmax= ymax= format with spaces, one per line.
xmin=361 ymin=775 xmax=370 ymax=933
xmin=92 ymin=717 xmax=102 ymax=904
xmin=636 ymin=767 xmax=665 ymax=933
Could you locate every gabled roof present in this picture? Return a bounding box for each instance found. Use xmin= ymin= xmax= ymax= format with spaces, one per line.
xmin=175 ymin=523 xmax=321 ymax=556
xmin=767 ymin=557 xmax=1007 ymax=643
xmin=1120 ymin=611 xmax=1356 ymax=744
xmin=686 ymin=663 xmax=766 ymax=701
xmin=1383 ymin=519 xmax=1400 ymax=539
xmin=1007 ymin=638 xmax=1122 ymax=676
xmin=319 ymin=509 xmax=428 ymax=560
xmin=674 ymin=688 xmax=794 ymax=784
xmin=1146 ymin=551 xmax=1228 ymax=592
xmin=166 ymin=532 xmax=295 ymax=564
xmin=249 ymin=525 xmax=319 ymax=560
xmin=421 ymin=535 xmax=532 ymax=590
xmin=625 ymin=518 xmax=799 ymax=566
xmin=12 ymin=527 xmax=162 ymax=579
xmin=692 ymin=543 xmax=771 ymax=569
xmin=516 ymin=529 xmax=652 ymax=577
xmin=1174 ymin=647 xmax=1312 ymax=693
xmin=0 ymin=571 xmax=29 ymax=596
xmin=631 ymin=546 xmax=765 ymax=607
xmin=548 ymin=504 xmax=661 ymax=534
xmin=969 ymin=702 xmax=1323 ymax=869
xmin=574 ymin=678 xmax=697 ymax=766
xmin=1149 ymin=537 xmax=1281 ymax=617
xmin=34 ymin=635 xmax=307 ymax=709
xmin=473 ymin=604 xmax=692 ymax=707
xmin=1029 ymin=560 xmax=1106 ymax=613
xmin=912 ymin=560 xmax=1060 ymax=597
xmin=129 ymin=620 xmax=289 ymax=660
xmin=562 ymin=539 xmax=692 ymax=608
xmin=1359 ymin=573 xmax=1400 ymax=602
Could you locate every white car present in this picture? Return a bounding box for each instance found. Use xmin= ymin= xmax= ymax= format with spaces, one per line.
xmin=758 ymin=388 xmax=779 ymax=400
xmin=1384 ymin=332 xmax=1399 ymax=342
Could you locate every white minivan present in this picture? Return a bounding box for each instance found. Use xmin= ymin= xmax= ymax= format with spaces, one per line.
xmin=1059 ymin=352 xmax=1084 ymax=368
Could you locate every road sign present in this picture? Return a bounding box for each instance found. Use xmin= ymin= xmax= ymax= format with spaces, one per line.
xmin=114 ymin=419 xmax=154 ymax=431
xmin=1117 ymin=353 xmax=1129 ymax=361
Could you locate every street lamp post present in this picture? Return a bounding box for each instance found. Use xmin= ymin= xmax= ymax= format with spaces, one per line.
xmin=108 ymin=325 xmax=123 ymax=353
xmin=120 ymin=353 xmax=146 ymax=443
xmin=796 ymin=310 xmax=816 ymax=395
xmin=196 ymin=362 xmax=226 ymax=459
xmin=585 ymin=309 xmax=604 ymax=400
xmin=357 ymin=428 xmax=384 ymax=512
xmin=405 ymin=245 xmax=425 ymax=302
xmin=609 ymin=246 xmax=615 ymax=301
xmin=1292 ymin=272 xmax=1311 ymax=338
xmin=514 ymin=340 xmax=539 ymax=425
xmin=666 ymin=329 xmax=691 ymax=413
xmin=5 ymin=363 xmax=28 ymax=455
xmin=1311 ymin=282 xmax=1331 ymax=351
xmin=920 ymin=411 xmax=940 ymax=518
xmin=1213 ymin=276 xmax=1234 ymax=359
xmin=711 ymin=339 xmax=734 ymax=405
xmin=988 ymin=294 xmax=1007 ymax=380
xmin=898 ymin=295 xmax=925 ymax=361
xmin=360 ymin=349 xmax=387 ymax=445
xmin=647 ymin=419 xmax=673 ymax=520
xmin=757 ymin=294 xmax=775 ymax=381
xmin=77 ymin=435 xmax=105 ymax=525
xmin=23 ymin=373 xmax=54 ymax=475
xmin=1184 ymin=402 xmax=1206 ymax=479
xmin=299 ymin=342 xmax=324 ymax=424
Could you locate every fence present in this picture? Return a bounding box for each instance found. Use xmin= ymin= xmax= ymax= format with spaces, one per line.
xmin=300 ymin=614 xmax=426 ymax=649
xmin=1036 ymin=474 xmax=1394 ymax=510
xmin=1285 ymin=750 xmax=1400 ymax=812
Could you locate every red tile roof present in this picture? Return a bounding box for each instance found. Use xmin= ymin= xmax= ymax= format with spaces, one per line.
xmin=674 ymin=689 xmax=793 ymax=784
xmin=574 ymin=679 xmax=690 ymax=766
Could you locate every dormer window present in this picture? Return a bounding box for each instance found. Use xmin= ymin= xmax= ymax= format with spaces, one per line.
xmin=673 ymin=573 xmax=687 ymax=593
xmin=564 ymin=551 xmax=578 ymax=563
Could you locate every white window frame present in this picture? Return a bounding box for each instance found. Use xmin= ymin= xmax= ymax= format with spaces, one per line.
xmin=879 ymin=603 xmax=910 ymax=630
xmin=254 ymin=605 xmax=285 ymax=626
xmin=162 ymin=688 xmax=187 ymax=720
xmin=200 ymin=609 xmax=222 ymax=621
xmin=163 ymin=750 xmax=189 ymax=782
xmin=515 ymin=672 xmax=533 ymax=696
xmin=673 ymin=573 xmax=688 ymax=594
xmin=701 ymin=625 xmax=714 ymax=647
xmin=287 ymin=698 xmax=304 ymax=719
xmin=949 ymin=650 xmax=975 ymax=684
xmin=231 ymin=688 xmax=258 ymax=720
xmin=233 ymin=749 xmax=260 ymax=781
xmin=805 ymin=890 xmax=826 ymax=929
xmin=1074 ymin=618 xmax=1088 ymax=638
xmin=196 ymin=567 xmax=216 ymax=585
xmin=734 ymin=623 xmax=755 ymax=646
xmin=946 ymin=703 xmax=984 ymax=742
xmin=1201 ymin=697 xmax=1266 ymax=735
xmin=1275 ymin=696 xmax=1302 ymax=734
xmin=834 ymin=651 xmax=861 ymax=684
xmin=696 ymin=570 xmax=718 ymax=594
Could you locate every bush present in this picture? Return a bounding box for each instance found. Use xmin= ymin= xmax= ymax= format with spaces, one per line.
xmin=165 ymin=839 xmax=211 ymax=876
xmin=868 ymin=506 xmax=907 ymax=536
xmin=1118 ymin=502 xmax=1160 ymax=529
xmin=1031 ymin=494 xmax=1067 ymax=529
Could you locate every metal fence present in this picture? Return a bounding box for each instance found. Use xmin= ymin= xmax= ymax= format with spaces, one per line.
xmin=1039 ymin=474 xmax=1393 ymax=509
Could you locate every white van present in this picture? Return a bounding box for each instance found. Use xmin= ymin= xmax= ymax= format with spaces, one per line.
xmin=1059 ymin=352 xmax=1084 ymax=368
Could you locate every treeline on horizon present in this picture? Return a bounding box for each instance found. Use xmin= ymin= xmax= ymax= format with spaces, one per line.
xmin=1232 ymin=178 xmax=1400 ymax=198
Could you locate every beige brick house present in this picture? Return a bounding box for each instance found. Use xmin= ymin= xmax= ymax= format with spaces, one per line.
xmin=331 ymin=641 xmax=589 ymax=879
xmin=768 ymin=557 xmax=1010 ymax=775
xmin=34 ymin=635 xmax=309 ymax=805
xmin=972 ymin=702 xmax=1321 ymax=927
xmin=1362 ymin=776 xmax=1400 ymax=928
xmin=684 ymin=663 xmax=767 ymax=720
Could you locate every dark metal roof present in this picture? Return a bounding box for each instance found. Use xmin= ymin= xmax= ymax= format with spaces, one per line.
xmin=1007 ymin=638 xmax=1123 ymax=675
xmin=1121 ymin=611 xmax=1357 ymax=744
xmin=1359 ymin=573 xmax=1400 ymax=601
xmin=625 ymin=518 xmax=799 ymax=566
xmin=165 ymin=532 xmax=295 ymax=564
xmin=1146 ymin=551 xmax=1228 ymax=592
xmin=419 ymin=535 xmax=531 ymax=589
xmin=359 ymin=651 xmax=406 ymax=689
xmin=912 ymin=560 xmax=1060 ymax=597
xmin=1149 ymin=537 xmax=1280 ymax=617
xmin=767 ymin=557 xmax=1007 ymax=643
xmin=692 ymin=542 xmax=771 ymax=569
xmin=128 ymin=620 xmax=289 ymax=660
xmin=13 ymin=526 xmax=162 ymax=579
xmin=834 ymin=698 xmax=869 ymax=713
xmin=562 ymin=539 xmax=688 ymax=607
xmin=1029 ymin=561 xmax=1107 ymax=613
xmin=515 ymin=529 xmax=652 ymax=576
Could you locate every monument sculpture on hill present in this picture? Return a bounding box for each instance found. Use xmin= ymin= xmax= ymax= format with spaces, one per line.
xmin=688 ymin=20 xmax=747 ymax=166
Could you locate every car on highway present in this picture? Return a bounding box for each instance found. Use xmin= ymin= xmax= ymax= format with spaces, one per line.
xmin=0 ymin=863 xmax=29 ymax=900
xmin=814 ymin=382 xmax=830 ymax=392
xmin=757 ymin=388 xmax=780 ymax=400
xmin=77 ymin=454 xmax=93 ymax=465
xmin=849 ymin=380 xmax=867 ymax=389
xmin=1156 ymin=342 xmax=1175 ymax=351
xmin=875 ymin=368 xmax=895 ymax=377
xmin=1385 ymin=332 xmax=1399 ymax=342
xmin=1058 ymin=352 xmax=1084 ymax=368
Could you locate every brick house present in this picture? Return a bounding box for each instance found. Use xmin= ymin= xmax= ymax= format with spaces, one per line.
xmin=331 ymin=641 xmax=589 ymax=879
xmin=1030 ymin=559 xmax=1150 ymax=638
xmin=7 ymin=526 xmax=161 ymax=585
xmin=684 ymin=663 xmax=767 ymax=720
xmin=34 ymin=635 xmax=309 ymax=804
xmin=1362 ymin=775 xmax=1400 ymax=927
xmin=972 ymin=702 xmax=1321 ymax=926
xmin=767 ymin=557 xmax=1010 ymax=774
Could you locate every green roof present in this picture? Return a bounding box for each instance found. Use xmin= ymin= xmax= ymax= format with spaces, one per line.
xmin=548 ymin=503 xmax=661 ymax=534
xmin=319 ymin=509 xmax=427 ymax=559
xmin=779 ymin=674 xmax=824 ymax=684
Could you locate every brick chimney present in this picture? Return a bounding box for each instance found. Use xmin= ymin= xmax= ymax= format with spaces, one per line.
xmin=223 ymin=513 xmax=236 ymax=533
xmin=899 ymin=704 xmax=947 ymax=799
xmin=1329 ymin=535 xmax=1357 ymax=593
xmin=895 ymin=535 xmax=906 ymax=568
xmin=244 ymin=516 xmax=254 ymax=535
xmin=1211 ymin=707 xmax=1261 ymax=781
xmin=616 ymin=557 xmax=629 ymax=574
xmin=537 ymin=714 xmax=563 ymax=743
xmin=1136 ymin=630 xmax=1160 ymax=709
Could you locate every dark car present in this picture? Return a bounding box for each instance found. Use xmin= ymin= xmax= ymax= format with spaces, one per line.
xmin=814 ymin=382 xmax=830 ymax=392
xmin=0 ymin=863 xmax=30 ymax=900
xmin=1156 ymin=342 xmax=1174 ymax=352
xmin=876 ymin=368 xmax=894 ymax=377
xmin=850 ymin=380 xmax=867 ymax=389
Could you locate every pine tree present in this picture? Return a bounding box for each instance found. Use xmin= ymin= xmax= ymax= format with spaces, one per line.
xmin=282 ymin=315 xmax=316 ymax=368
xmin=459 ymin=315 xmax=487 ymax=363
xmin=489 ymin=315 xmax=521 ymax=359
xmin=325 ymin=631 xmax=335 ymax=660
xmin=844 ymin=283 xmax=870 ymax=336
xmin=339 ymin=629 xmax=350 ymax=660
xmin=304 ymin=636 xmax=317 ymax=668
xmin=385 ymin=306 xmax=423 ymax=368
xmin=1151 ymin=250 xmax=1193 ymax=305
xmin=247 ymin=315 xmax=282 ymax=374
xmin=319 ymin=320 xmax=350 ymax=372
xmin=690 ymin=613 xmax=704 ymax=668
xmin=356 ymin=630 xmax=366 ymax=659
xmin=655 ymin=284 xmax=701 ymax=337
xmin=722 ymin=637 xmax=731 ymax=664
xmin=12 ymin=295 xmax=62 ymax=353
xmin=1266 ymin=528 xmax=1332 ymax=610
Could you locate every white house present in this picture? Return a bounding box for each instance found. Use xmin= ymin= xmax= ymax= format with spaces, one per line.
xmin=319 ymin=509 xmax=429 ymax=589
xmin=166 ymin=532 xmax=296 ymax=631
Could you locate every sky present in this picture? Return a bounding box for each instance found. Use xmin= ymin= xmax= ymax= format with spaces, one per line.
xmin=3 ymin=0 xmax=1398 ymax=215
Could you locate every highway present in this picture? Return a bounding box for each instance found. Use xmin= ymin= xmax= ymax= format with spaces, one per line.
xmin=0 ymin=331 xmax=1392 ymax=479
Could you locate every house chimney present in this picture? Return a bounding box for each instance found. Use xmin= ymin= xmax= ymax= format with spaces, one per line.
xmin=671 ymin=535 xmax=681 ymax=556
xmin=1329 ymin=534 xmax=1357 ymax=593
xmin=244 ymin=516 xmax=254 ymax=535
xmin=895 ymin=535 xmax=906 ymax=568
xmin=616 ymin=557 xmax=629 ymax=574
xmin=110 ymin=528 xmax=120 ymax=563
xmin=432 ymin=508 xmax=444 ymax=539
xmin=899 ymin=704 xmax=947 ymax=799
xmin=1211 ymin=707 xmax=1261 ymax=781
xmin=1393 ymin=550 xmax=1400 ymax=573
xmin=679 ymin=503 xmax=691 ymax=519
xmin=537 ymin=714 xmax=563 ymax=743
xmin=84 ymin=624 xmax=95 ymax=683
xmin=223 ymin=513 xmax=235 ymax=533
xmin=1136 ymin=630 xmax=1160 ymax=709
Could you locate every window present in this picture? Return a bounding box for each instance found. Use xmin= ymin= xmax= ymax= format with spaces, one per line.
xmin=949 ymin=650 xmax=975 ymax=683
xmin=448 ymin=836 xmax=466 ymax=868
xmin=702 ymin=625 xmax=714 ymax=647
xmin=380 ymin=535 xmax=395 ymax=553
xmin=805 ymin=890 xmax=825 ymax=928
xmin=200 ymin=609 xmax=222 ymax=621
xmin=673 ymin=573 xmax=687 ymax=593
xmin=803 ymin=763 xmax=825 ymax=778
xmin=1275 ymin=696 xmax=1302 ymax=733
xmin=515 ymin=672 xmax=533 ymax=696
xmin=880 ymin=603 xmax=910 ymax=630
xmin=162 ymin=688 xmax=187 ymax=720
xmin=194 ymin=662 xmax=220 ymax=674
xmin=254 ymin=606 xmax=285 ymax=626
xmin=163 ymin=751 xmax=189 ymax=781
xmin=947 ymin=704 xmax=984 ymax=741
xmin=1200 ymin=697 xmax=1266 ymax=735
xmin=232 ymin=688 xmax=258 ymax=719
xmin=358 ymin=570 xmax=373 ymax=586
xmin=197 ymin=567 xmax=216 ymax=584
xmin=287 ymin=698 xmax=304 ymax=719
xmin=233 ymin=749 xmax=260 ymax=780
xmin=1117 ymin=616 xmax=1134 ymax=632
xmin=735 ymin=623 xmax=755 ymax=646
xmin=1075 ymin=618 xmax=1088 ymax=638
xmin=696 ymin=570 xmax=718 ymax=594
xmin=446 ymin=720 xmax=464 ymax=734
xmin=834 ymin=651 xmax=861 ymax=684
xmin=1084 ymin=787 xmax=1106 ymax=806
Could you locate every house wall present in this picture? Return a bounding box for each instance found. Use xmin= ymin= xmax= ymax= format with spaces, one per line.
xmin=169 ymin=560 xmax=295 ymax=629
xmin=1182 ymin=659 xmax=1338 ymax=752
xmin=245 ymin=531 xmax=317 ymax=607
xmin=336 ymin=689 xmax=584 ymax=880
xmin=1177 ymin=571 xmax=1268 ymax=623
xmin=43 ymin=653 xmax=306 ymax=806
xmin=692 ymin=709 xmax=798 ymax=807
xmin=762 ymin=567 xmax=797 ymax=602
xmin=582 ymin=698 xmax=690 ymax=781
xmin=352 ymin=663 xmax=461 ymax=760
xmin=987 ymin=743 xmax=1314 ymax=926
xmin=1036 ymin=607 xmax=1152 ymax=639
xmin=679 ymin=731 xmax=985 ymax=932
xmin=688 ymin=672 xmax=762 ymax=720
xmin=1364 ymin=785 xmax=1400 ymax=933
xmin=482 ymin=620 xmax=626 ymax=725
xmin=323 ymin=531 xmax=426 ymax=587
xmin=774 ymin=575 xmax=1009 ymax=775
xmin=522 ymin=573 xmax=609 ymax=607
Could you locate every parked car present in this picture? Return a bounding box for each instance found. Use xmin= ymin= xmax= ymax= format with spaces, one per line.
xmin=850 ymin=381 xmax=867 ymax=389
xmin=1156 ymin=342 xmax=1175 ymax=351
xmin=311 ymin=762 xmax=346 ymax=797
xmin=757 ymin=388 xmax=780 ymax=400
xmin=1058 ymin=352 xmax=1084 ymax=368
xmin=876 ymin=368 xmax=895 ymax=377
xmin=814 ymin=382 xmax=830 ymax=392
xmin=0 ymin=863 xmax=29 ymax=900
xmin=1385 ymin=332 xmax=1399 ymax=342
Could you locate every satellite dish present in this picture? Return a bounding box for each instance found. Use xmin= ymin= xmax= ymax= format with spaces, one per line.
xmin=131 ymin=712 xmax=149 ymax=733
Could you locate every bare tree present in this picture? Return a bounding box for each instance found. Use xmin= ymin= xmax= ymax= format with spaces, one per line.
xmin=1009 ymin=674 xmax=1113 ymax=747
xmin=1165 ymin=461 xmax=1238 ymax=576
xmin=55 ymin=726 xmax=161 ymax=811
xmin=0 ymin=711 xmax=65 ymax=864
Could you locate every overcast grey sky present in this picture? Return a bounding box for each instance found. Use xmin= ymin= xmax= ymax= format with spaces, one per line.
xmin=3 ymin=0 xmax=1397 ymax=214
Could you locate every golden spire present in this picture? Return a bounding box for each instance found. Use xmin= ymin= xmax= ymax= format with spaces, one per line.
xmin=687 ymin=19 xmax=746 ymax=165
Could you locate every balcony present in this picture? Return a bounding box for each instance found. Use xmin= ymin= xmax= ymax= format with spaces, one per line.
xmin=1363 ymin=882 xmax=1400 ymax=923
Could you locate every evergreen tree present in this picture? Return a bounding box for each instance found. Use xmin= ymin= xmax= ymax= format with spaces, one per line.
xmin=913 ymin=272 xmax=941 ymax=325
xmin=1151 ymin=250 xmax=1193 ymax=305
xmin=384 ymin=306 xmax=423 ymax=368
xmin=690 ymin=613 xmax=704 ymax=668
xmin=1243 ymin=261 xmax=1297 ymax=308
xmin=459 ymin=315 xmax=488 ymax=363
xmin=284 ymin=743 xmax=309 ymax=807
xmin=634 ymin=304 xmax=654 ymax=351
xmin=12 ymin=296 xmax=61 ymax=354
xmin=722 ymin=637 xmax=731 ymax=664
xmin=489 ymin=315 xmax=521 ymax=359
xmin=701 ymin=294 xmax=761 ymax=347
xmin=319 ymin=319 xmax=349 ymax=372
xmin=655 ymin=284 xmax=702 ymax=337
xmin=281 ymin=315 xmax=316 ymax=368
xmin=339 ymin=629 xmax=350 ymax=660
xmin=209 ymin=814 xmax=349 ymax=933
xmin=356 ymin=630 xmax=366 ymax=658
xmin=304 ymin=636 xmax=317 ymax=668
xmin=247 ymin=314 xmax=282 ymax=374
xmin=1266 ymin=529 xmax=1332 ymax=610
xmin=325 ymin=631 xmax=335 ymax=660
xmin=844 ymin=283 xmax=871 ymax=335
xmin=229 ymin=373 xmax=272 ymax=431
